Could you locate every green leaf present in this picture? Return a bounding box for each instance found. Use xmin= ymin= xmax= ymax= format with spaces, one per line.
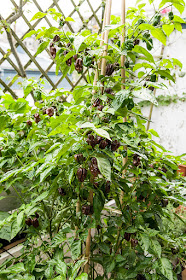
xmin=30 ymin=12 xmax=47 ymax=21
xmin=94 ymin=128 xmax=111 ymax=141
xmin=45 ymin=142 xmax=61 ymax=154
xmin=173 ymin=15 xmax=185 ymax=23
xmin=151 ymin=239 xmax=162 ymax=258
xmin=73 ymin=35 xmax=86 ymax=53
xmin=172 ymin=58 xmax=182 ymax=68
xmin=106 ymin=260 xmax=116 ymax=273
xmin=132 ymin=88 xmax=158 ymax=105
xmin=0 ymin=211 xmax=10 ymax=221
xmin=35 ymin=41 xmax=49 ymax=56
xmin=159 ymin=0 xmax=185 ymax=14
xmin=140 ymin=233 xmax=150 ymax=252
xmin=133 ymin=62 xmax=155 ymax=72
xmin=69 ymin=260 xmax=87 ymax=280
xmin=162 ymin=24 xmax=174 ymax=36
xmin=98 ymin=243 xmax=110 ymax=254
xmin=65 ymin=17 xmax=75 ymax=22
xmin=23 ymin=30 xmax=36 ymax=40
xmin=63 ymin=50 xmax=76 ymax=63
xmin=155 ymin=70 xmax=175 ymax=82
xmin=40 ymin=165 xmax=55 ymax=182
xmin=80 ymin=122 xmax=111 ymax=140
xmin=33 ymin=191 xmax=49 ymax=204
xmin=0 ymin=116 xmax=8 ymax=132
xmin=151 ymin=28 xmax=166 ymax=45
xmin=70 ymin=239 xmax=81 ymax=260
xmin=112 ymin=89 xmax=130 ymax=111
xmin=75 ymin=273 xmax=88 ymax=280
xmin=56 ymin=260 xmax=67 ymax=277
xmin=45 ymin=265 xmax=54 ymax=279
xmin=158 ymin=258 xmax=174 ymax=280
xmin=96 ymin=155 xmax=111 ymax=181
xmin=93 ymin=191 xmax=105 ymax=220
xmin=0 ymin=168 xmax=21 ymax=183
xmin=0 ymin=263 xmax=25 ymax=274
xmin=133 ymin=45 xmax=155 ymax=63
xmin=149 ymin=129 xmax=160 ymax=138
xmin=174 ymin=22 xmax=182 ymax=32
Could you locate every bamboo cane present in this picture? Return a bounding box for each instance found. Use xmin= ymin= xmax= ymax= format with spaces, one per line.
xmin=84 ymin=190 xmax=93 ymax=274
xmin=85 ymin=0 xmax=112 ymax=274
xmin=101 ymin=0 xmax=112 ymax=76
xmin=120 ymin=0 xmax=127 ymax=205
xmin=92 ymin=0 xmax=108 ymax=95
xmin=146 ymin=44 xmax=165 ymax=131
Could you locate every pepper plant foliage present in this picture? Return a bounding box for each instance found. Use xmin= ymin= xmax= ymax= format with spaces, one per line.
xmin=0 ymin=0 xmax=186 ymax=279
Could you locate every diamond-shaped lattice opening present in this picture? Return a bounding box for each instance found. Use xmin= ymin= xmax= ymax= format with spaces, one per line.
xmin=59 ymin=0 xmax=75 ymax=17
xmin=79 ymin=1 xmax=92 ymax=18
xmin=69 ymin=11 xmax=84 ymax=33
xmin=1 ymin=0 xmax=103 ymax=98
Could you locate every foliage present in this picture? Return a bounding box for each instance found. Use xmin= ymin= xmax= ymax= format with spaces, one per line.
xmin=0 ymin=0 xmax=186 ymax=279
xmin=139 ymin=92 xmax=186 ymax=107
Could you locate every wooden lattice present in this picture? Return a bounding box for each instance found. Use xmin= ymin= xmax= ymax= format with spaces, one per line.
xmin=0 ymin=0 xmax=105 ymax=99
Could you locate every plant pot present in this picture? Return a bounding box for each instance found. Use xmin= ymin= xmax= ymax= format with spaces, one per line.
xmin=178 ymin=164 xmax=186 ymax=176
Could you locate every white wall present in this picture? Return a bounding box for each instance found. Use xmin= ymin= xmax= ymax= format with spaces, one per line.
xmin=142 ymin=29 xmax=186 ymax=156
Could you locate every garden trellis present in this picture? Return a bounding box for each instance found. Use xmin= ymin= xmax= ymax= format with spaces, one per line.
xmin=0 ymin=0 xmax=105 ymax=99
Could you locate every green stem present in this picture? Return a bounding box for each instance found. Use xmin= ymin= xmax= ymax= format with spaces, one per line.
xmin=12 ymin=185 xmax=25 ymax=204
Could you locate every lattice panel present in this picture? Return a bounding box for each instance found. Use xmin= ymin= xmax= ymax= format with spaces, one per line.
xmin=0 ymin=0 xmax=105 ymax=99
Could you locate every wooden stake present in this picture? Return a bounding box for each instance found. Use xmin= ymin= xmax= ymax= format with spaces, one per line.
xmin=146 ymin=44 xmax=165 ymax=131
